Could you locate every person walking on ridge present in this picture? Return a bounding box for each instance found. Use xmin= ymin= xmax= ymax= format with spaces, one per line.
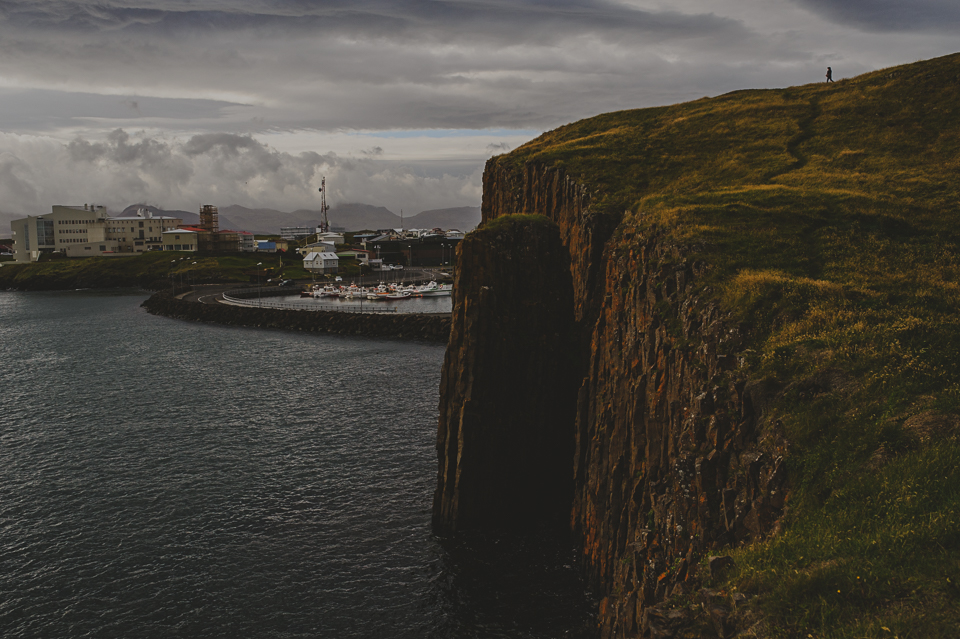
xmin=826 ymin=66 xmax=834 ymax=82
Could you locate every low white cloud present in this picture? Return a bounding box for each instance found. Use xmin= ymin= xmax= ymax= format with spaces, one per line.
xmin=0 ymin=130 xmax=484 ymax=228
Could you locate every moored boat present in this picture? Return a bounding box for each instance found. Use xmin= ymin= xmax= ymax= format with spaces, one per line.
xmin=417 ymin=281 xmax=453 ymax=297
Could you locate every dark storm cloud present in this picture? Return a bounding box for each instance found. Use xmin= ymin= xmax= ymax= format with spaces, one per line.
xmin=0 ymin=0 xmax=765 ymax=134
xmin=0 ymin=88 xmax=243 ymax=134
xmin=791 ymin=0 xmax=960 ymax=32
xmin=1 ymin=0 xmax=956 ymax=227
xmin=182 ymin=133 xmax=266 ymax=157
xmin=0 ymin=0 xmax=741 ymax=45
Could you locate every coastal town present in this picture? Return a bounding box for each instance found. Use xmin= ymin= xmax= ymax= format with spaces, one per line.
xmin=2 ymin=203 xmax=464 ymax=279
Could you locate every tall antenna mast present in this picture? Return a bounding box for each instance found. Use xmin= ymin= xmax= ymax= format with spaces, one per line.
xmin=318 ymin=177 xmax=331 ymax=233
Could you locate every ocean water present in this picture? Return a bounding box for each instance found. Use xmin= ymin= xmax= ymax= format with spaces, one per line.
xmin=0 ymin=290 xmax=595 ymax=638
xmin=274 ymin=293 xmax=452 ymax=314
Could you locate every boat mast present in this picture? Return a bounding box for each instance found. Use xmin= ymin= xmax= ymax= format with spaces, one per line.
xmin=318 ymin=177 xmax=331 ymax=233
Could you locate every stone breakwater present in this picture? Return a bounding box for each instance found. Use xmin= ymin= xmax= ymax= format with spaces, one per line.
xmin=436 ymin=159 xmax=789 ymax=637
xmin=142 ymin=292 xmax=451 ymax=342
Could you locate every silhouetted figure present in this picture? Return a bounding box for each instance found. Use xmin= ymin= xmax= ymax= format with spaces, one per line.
xmin=826 ymin=67 xmax=834 ymax=82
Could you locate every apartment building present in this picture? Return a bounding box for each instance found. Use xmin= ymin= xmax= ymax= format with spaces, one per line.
xmin=10 ymin=205 xmax=182 ymax=263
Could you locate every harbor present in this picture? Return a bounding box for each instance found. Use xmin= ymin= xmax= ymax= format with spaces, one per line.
xmin=216 ymin=277 xmax=453 ymax=314
xmin=222 ymin=288 xmax=453 ymax=314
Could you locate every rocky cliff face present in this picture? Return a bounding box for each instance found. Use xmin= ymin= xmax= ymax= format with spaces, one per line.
xmin=435 ymin=159 xmax=789 ymax=636
xmin=481 ymin=163 xmax=619 ymax=331
xmin=571 ymin=232 xmax=788 ymax=637
xmin=433 ymin=216 xmax=579 ymax=532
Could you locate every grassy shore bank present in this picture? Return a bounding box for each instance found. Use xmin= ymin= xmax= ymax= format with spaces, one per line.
xmin=0 ymin=251 xmax=304 ymax=291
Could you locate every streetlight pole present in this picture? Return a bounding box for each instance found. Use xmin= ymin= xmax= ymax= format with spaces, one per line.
xmin=257 ymin=261 xmax=262 ymax=307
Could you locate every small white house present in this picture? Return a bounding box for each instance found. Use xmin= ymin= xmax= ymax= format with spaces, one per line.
xmin=303 ymin=251 xmax=339 ymax=274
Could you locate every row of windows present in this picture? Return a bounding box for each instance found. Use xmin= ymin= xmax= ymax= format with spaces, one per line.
xmin=59 ymin=238 xmax=87 ymax=244
xmin=58 ymin=219 xmax=94 ymax=225
xmin=164 ymin=245 xmax=195 ymax=251
xmin=59 ymin=229 xmax=86 ymax=234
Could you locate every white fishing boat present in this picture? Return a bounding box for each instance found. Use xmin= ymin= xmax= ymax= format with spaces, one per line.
xmin=417 ymin=281 xmax=453 ymax=297
xmin=314 ymin=284 xmax=340 ymax=298
xmin=367 ymin=284 xmax=394 ymax=300
xmin=340 ymin=284 xmax=364 ymax=299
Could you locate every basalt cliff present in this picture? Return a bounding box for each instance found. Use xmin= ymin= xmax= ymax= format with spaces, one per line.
xmin=434 ymin=53 xmax=960 ymax=637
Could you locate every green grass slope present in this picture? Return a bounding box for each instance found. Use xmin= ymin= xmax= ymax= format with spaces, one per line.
xmin=502 ymin=53 xmax=960 ymax=637
xmin=0 ymin=252 xmax=288 ymax=291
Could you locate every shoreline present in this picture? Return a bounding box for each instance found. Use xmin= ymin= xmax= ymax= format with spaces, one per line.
xmin=141 ymin=291 xmax=451 ymax=342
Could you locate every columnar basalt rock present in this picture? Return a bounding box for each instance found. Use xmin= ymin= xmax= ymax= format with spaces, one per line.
xmin=571 ymin=235 xmax=788 ymax=637
xmin=432 ymin=216 xmax=579 ymax=533
xmin=445 ymin=159 xmax=789 ymax=636
xmin=482 ymin=159 xmax=619 ymax=330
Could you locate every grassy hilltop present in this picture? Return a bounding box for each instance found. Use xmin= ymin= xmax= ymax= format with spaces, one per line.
xmin=504 ymin=54 xmax=960 ymax=636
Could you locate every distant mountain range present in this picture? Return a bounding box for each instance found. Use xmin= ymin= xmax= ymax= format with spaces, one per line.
xmin=219 ymin=204 xmax=481 ymax=235
xmin=0 ymin=204 xmax=481 ymax=237
xmin=123 ymin=203 xmax=480 ymax=235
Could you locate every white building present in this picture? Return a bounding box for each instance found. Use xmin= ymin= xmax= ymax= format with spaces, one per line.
xmin=280 ymin=226 xmax=313 ymax=241
xmin=10 ymin=205 xmax=181 ymax=262
xmin=240 ymin=231 xmax=256 ymax=252
xmin=161 ymin=229 xmax=199 ymax=252
xmin=302 ymin=251 xmax=339 ymax=274
xmin=315 ymin=231 xmax=345 ymax=244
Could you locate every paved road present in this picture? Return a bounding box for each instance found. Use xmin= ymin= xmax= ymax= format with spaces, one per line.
xmin=177 ymin=284 xmax=243 ymax=305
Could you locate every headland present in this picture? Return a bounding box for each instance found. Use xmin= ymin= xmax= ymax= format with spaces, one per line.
xmin=434 ymin=52 xmax=960 ymax=637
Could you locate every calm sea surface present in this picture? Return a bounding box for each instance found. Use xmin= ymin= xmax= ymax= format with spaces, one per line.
xmin=274 ymin=293 xmax=453 ymax=314
xmin=0 ymin=290 xmax=594 ymax=638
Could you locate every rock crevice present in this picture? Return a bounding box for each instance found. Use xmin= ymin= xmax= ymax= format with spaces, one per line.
xmin=433 ymin=217 xmax=579 ymax=533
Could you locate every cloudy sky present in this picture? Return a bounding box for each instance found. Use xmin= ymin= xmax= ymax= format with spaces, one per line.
xmin=0 ymin=0 xmax=957 ymax=228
